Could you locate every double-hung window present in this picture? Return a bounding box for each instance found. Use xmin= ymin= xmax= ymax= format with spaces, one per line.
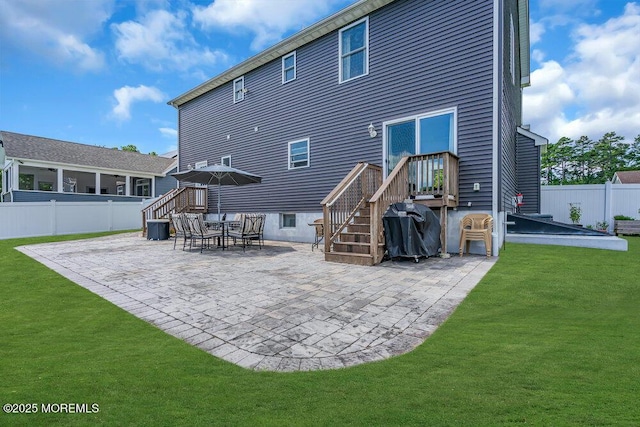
xmin=282 ymin=51 xmax=296 ymax=84
xmin=233 ymin=76 xmax=245 ymax=103
xmin=339 ymin=17 xmax=369 ymax=83
xmin=288 ymin=138 xmax=309 ymax=169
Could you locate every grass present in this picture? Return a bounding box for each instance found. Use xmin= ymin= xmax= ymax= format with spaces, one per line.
xmin=1 ymin=232 xmax=639 ymax=426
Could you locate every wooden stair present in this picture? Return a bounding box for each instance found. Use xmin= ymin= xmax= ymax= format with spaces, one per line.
xmin=325 ymin=204 xmax=384 ymax=266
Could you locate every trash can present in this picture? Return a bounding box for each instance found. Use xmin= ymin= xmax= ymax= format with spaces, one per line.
xmin=382 ymin=202 xmax=441 ymax=262
xmin=147 ymin=219 xmax=170 ymax=240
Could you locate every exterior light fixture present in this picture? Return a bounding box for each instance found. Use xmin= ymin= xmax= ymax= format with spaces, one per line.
xmin=367 ymin=123 xmax=377 ymax=138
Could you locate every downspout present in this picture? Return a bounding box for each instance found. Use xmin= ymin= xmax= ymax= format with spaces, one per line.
xmin=492 ymin=0 xmax=504 ymax=255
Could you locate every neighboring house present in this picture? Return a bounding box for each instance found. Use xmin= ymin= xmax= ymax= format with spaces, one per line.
xmin=167 ymin=0 xmax=546 ymax=260
xmin=612 ymin=170 xmax=640 ymax=184
xmin=1 ymin=131 xmax=177 ymax=203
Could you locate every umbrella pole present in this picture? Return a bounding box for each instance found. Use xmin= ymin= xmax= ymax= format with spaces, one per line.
xmin=217 ymin=182 xmax=221 ymax=221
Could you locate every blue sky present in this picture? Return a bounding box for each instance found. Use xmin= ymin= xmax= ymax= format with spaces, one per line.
xmin=0 ymin=0 xmax=638 ymax=155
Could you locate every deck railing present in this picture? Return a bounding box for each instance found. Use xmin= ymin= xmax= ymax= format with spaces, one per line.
xmin=369 ymin=151 xmax=459 ymax=263
xmin=141 ymin=186 xmax=207 ymax=232
xmin=320 ymin=162 xmax=382 ymax=253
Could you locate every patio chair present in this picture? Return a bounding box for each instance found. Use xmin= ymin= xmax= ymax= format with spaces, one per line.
xmin=170 ymin=213 xmax=192 ymax=251
xmin=459 ymin=213 xmax=493 ymax=257
xmin=186 ymin=213 xmax=223 ymax=253
xmin=310 ymin=218 xmax=324 ymax=251
xmin=228 ymin=213 xmax=265 ymax=251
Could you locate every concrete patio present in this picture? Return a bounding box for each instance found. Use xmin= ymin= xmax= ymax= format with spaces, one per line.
xmin=18 ymin=233 xmax=495 ymax=372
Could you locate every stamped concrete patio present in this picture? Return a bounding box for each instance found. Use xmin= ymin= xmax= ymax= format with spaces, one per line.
xmin=18 ymin=233 xmax=495 ymax=372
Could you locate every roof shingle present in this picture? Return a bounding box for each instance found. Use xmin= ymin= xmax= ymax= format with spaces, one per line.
xmin=1 ymin=131 xmax=174 ymax=175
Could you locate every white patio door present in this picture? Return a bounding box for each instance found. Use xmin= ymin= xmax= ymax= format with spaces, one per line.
xmin=385 ymin=120 xmax=415 ymax=176
xmin=384 ymin=108 xmax=456 ymax=177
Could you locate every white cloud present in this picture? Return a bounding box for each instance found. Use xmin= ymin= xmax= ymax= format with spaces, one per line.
xmin=159 ymin=127 xmax=178 ymax=138
xmin=112 ymin=85 xmax=165 ymax=121
xmin=0 ymin=0 xmax=111 ymax=71
xmin=524 ymin=3 xmax=640 ymax=143
xmin=530 ymin=20 xmax=545 ymax=45
xmin=112 ymin=9 xmax=227 ymax=72
xmin=192 ymin=0 xmax=350 ymax=51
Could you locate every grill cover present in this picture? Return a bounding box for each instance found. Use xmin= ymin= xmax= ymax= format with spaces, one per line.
xmin=383 ymin=202 xmax=441 ymax=260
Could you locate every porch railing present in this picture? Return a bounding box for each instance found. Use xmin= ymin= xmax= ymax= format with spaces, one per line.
xmin=320 ymin=162 xmax=382 ymax=253
xmin=141 ymin=186 xmax=207 ymax=232
xmin=369 ymin=151 xmax=459 ymax=263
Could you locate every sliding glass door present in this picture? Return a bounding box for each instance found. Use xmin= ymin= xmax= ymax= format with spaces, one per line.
xmin=384 ymin=108 xmax=456 ymax=177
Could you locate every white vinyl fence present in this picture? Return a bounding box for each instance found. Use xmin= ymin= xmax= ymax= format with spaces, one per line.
xmin=541 ymin=183 xmax=640 ymax=229
xmin=0 ymin=200 xmax=143 ymax=240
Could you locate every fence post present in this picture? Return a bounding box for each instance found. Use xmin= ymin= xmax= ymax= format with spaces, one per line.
xmin=604 ymin=181 xmax=612 ymax=232
xmin=50 ymin=199 xmax=57 ymax=236
xmin=108 ymin=200 xmax=114 ymax=231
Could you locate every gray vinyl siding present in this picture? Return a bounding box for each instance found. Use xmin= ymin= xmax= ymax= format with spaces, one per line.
xmin=178 ymin=0 xmax=495 ymax=214
xmin=155 ymin=169 xmax=177 ymax=196
xmin=516 ymin=133 xmax=541 ymax=213
xmin=9 ymin=190 xmax=147 ymax=203
xmin=499 ymin=0 xmax=522 ymax=212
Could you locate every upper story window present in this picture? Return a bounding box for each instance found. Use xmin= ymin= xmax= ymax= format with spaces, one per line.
xmin=233 ymin=76 xmax=245 ymax=103
xmin=288 ymin=138 xmax=309 ymax=169
xmin=221 ymin=155 xmax=231 ymax=167
xmin=339 ymin=17 xmax=369 ymax=83
xmin=282 ymin=51 xmax=296 ymax=84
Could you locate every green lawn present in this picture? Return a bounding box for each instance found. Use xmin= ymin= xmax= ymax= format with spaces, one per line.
xmin=1 ymin=233 xmax=639 ymax=426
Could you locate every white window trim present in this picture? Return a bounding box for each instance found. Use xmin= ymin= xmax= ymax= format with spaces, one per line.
xmin=338 ymin=16 xmax=369 ymax=84
xmin=381 ymin=107 xmax=458 ymax=178
xmin=510 ymin=15 xmax=515 ymax=85
xmin=287 ymin=138 xmax=310 ymax=170
xmin=221 ymin=155 xmax=231 ymax=167
xmin=194 ymin=160 xmax=208 ymax=187
xmin=233 ymin=76 xmax=245 ymax=103
xmin=282 ymin=51 xmax=297 ymax=84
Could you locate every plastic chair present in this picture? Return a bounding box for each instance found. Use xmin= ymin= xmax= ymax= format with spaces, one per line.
xmin=459 ymin=213 xmax=493 ymax=257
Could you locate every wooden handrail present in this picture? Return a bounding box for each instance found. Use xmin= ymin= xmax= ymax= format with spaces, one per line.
xmin=141 ymin=186 xmax=208 ymax=233
xmin=369 ymin=151 xmax=459 ymax=263
xmin=321 ymin=163 xmax=382 ymax=253
xmin=321 ymin=162 xmax=369 ymax=206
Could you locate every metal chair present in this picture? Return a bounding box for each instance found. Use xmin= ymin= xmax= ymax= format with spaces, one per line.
xmin=310 ymin=218 xmax=324 ymax=251
xmin=228 ymin=213 xmax=265 ymax=251
xmin=170 ymin=213 xmax=192 ymax=250
xmin=459 ymin=213 xmax=493 ymax=257
xmin=187 ymin=213 xmax=223 ymax=253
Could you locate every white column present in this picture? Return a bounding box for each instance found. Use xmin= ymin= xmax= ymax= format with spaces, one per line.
xmin=95 ymin=173 xmax=101 ymax=194
xmin=151 ymin=177 xmax=156 ymax=197
xmin=12 ymin=163 xmax=20 ymax=190
xmin=125 ymin=176 xmax=131 ymax=196
xmin=57 ymin=169 xmax=63 ymax=192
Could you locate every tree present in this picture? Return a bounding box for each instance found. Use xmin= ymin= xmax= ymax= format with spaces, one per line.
xmin=542 ymin=136 xmax=573 ymax=185
xmin=625 ymin=135 xmax=640 ymax=168
xmin=591 ymin=132 xmax=626 ymax=182
xmin=120 ymin=144 xmax=140 ymax=153
xmin=541 ymin=131 xmax=638 ymax=185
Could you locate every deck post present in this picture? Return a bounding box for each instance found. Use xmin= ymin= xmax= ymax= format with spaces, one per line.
xmin=439 ymin=206 xmax=448 ymax=255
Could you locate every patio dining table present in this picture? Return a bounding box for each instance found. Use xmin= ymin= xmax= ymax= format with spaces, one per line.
xmin=204 ymin=219 xmax=241 ymax=249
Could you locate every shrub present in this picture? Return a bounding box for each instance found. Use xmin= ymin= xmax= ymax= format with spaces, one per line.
xmin=614 ymin=215 xmax=635 ymax=221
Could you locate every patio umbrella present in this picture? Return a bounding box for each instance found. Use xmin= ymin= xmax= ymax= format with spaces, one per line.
xmin=172 ymin=164 xmax=262 ymax=220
